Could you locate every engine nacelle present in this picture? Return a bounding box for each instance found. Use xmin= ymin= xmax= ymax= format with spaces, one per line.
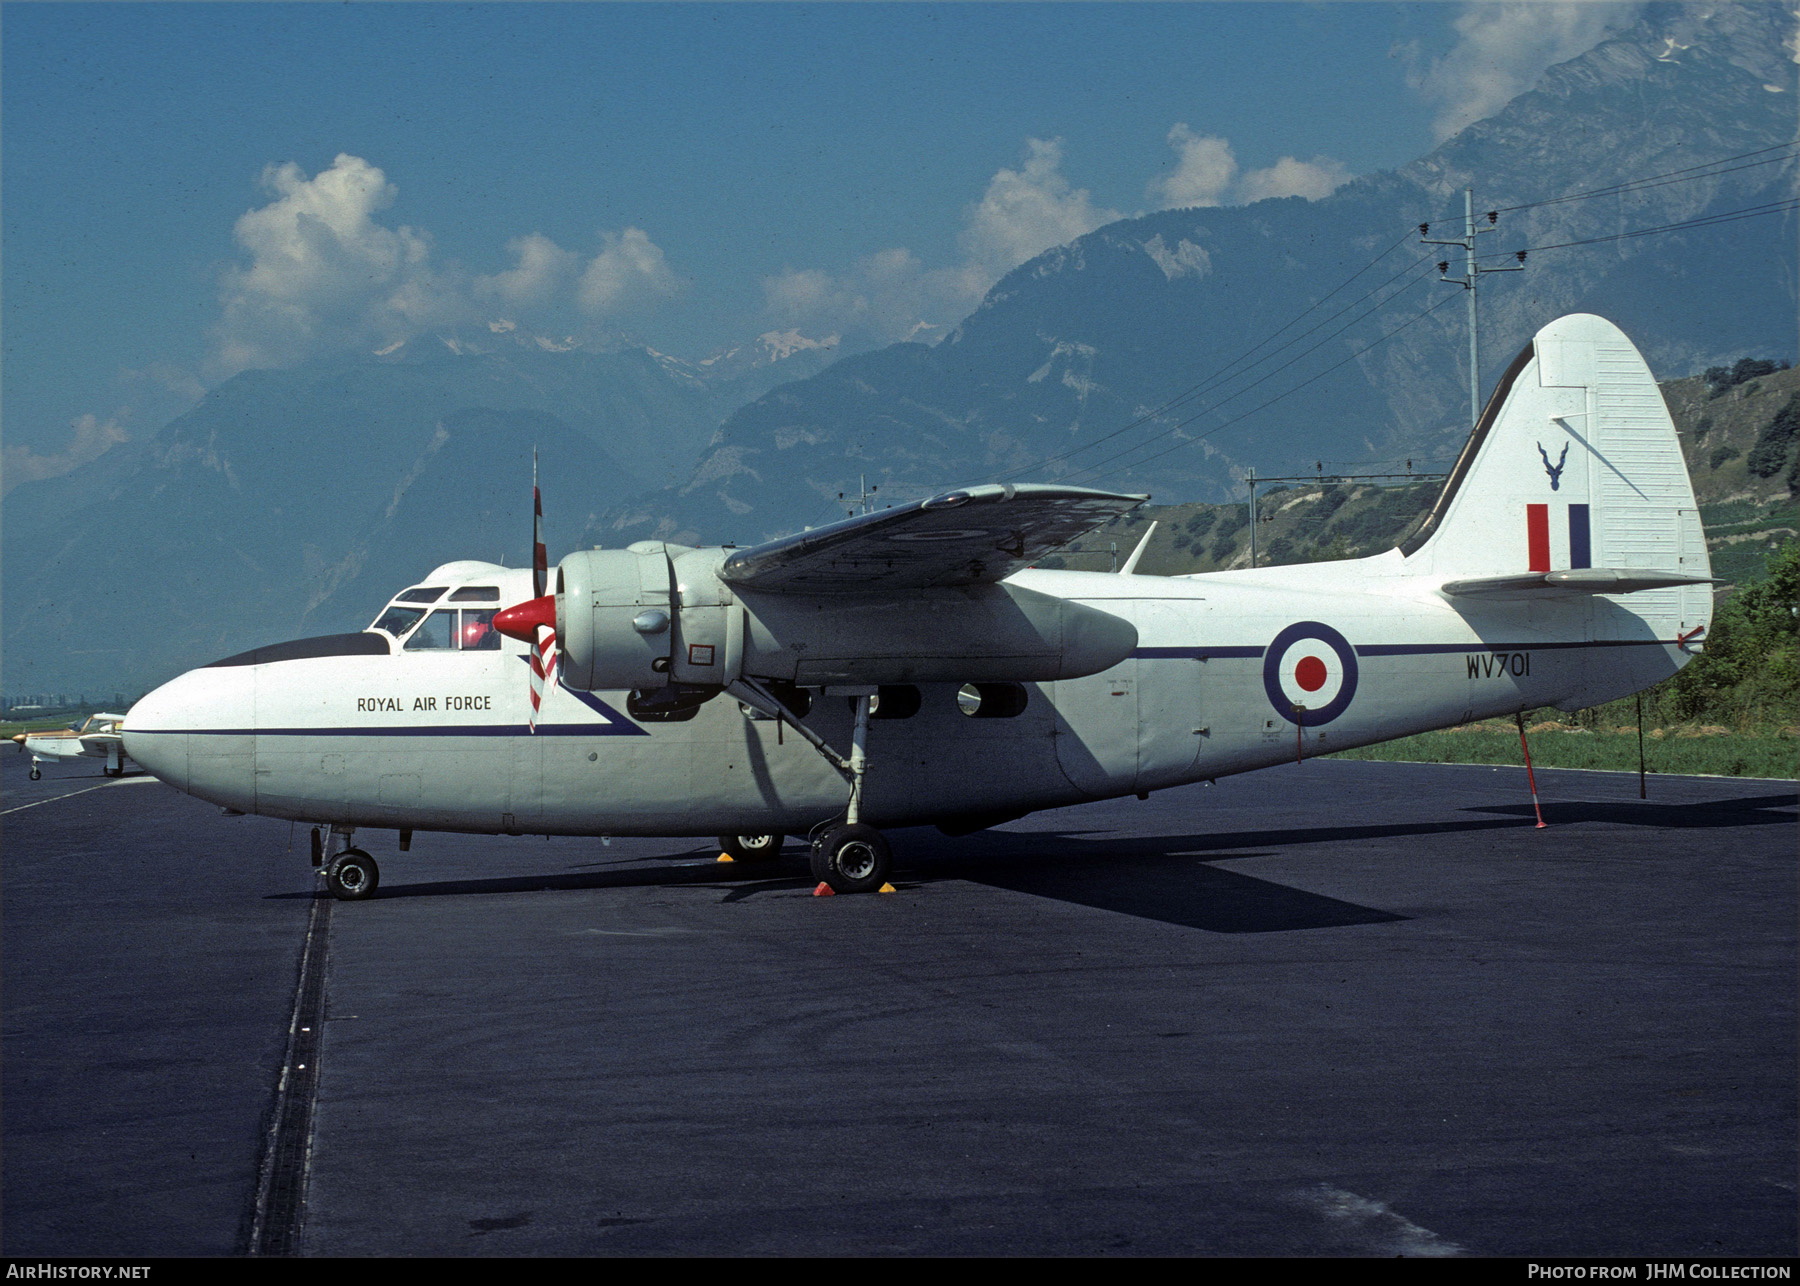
xmin=555 ymin=548 xmax=677 ymax=691
xmin=555 ymin=545 xmax=1138 ymax=693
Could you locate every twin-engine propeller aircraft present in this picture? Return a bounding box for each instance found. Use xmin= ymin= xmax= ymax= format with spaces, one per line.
xmin=13 ymin=713 xmax=131 ymax=781
xmin=124 ymin=315 xmax=1714 ymax=898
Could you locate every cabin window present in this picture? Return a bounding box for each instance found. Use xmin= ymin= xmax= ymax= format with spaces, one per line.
xmin=870 ymin=685 xmax=921 ymax=720
xmin=372 ymin=606 xmax=426 ymax=638
xmin=396 ymin=586 xmax=446 ymax=604
xmin=956 ymin=682 xmax=1028 ymax=719
xmin=450 ymin=586 xmax=500 ymax=602
xmin=404 ymin=610 xmax=457 ymax=650
xmin=460 ymin=609 xmax=501 ymax=651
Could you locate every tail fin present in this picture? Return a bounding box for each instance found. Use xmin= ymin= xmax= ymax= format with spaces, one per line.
xmin=1403 ymin=314 xmax=1711 ymax=633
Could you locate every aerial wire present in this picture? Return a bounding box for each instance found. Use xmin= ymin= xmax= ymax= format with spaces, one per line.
xmin=1072 ymin=290 xmax=1462 ymax=486
xmin=995 ymin=233 xmax=1435 ymax=483
xmin=1493 ymin=142 xmax=1798 ymax=213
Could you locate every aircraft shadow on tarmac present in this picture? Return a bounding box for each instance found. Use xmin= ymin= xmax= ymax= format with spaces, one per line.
xmin=284 ymin=791 xmax=1793 ymax=934
xmin=1468 ymin=793 xmax=1797 ymax=828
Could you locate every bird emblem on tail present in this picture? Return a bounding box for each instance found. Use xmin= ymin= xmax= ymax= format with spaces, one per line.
xmin=1536 ymin=441 xmax=1569 ymax=490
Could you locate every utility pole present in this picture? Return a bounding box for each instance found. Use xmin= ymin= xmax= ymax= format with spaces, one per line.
xmin=838 ymin=474 xmax=880 ymax=517
xmin=1246 ymin=467 xmax=1257 ymax=569
xmin=1421 ymin=187 xmax=1525 ymax=429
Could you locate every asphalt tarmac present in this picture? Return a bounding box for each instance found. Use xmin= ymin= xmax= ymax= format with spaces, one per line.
xmin=2 ymin=751 xmax=1793 ymax=1257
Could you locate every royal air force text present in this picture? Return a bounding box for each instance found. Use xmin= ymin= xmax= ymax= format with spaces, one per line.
xmin=355 ymin=696 xmax=492 ymax=713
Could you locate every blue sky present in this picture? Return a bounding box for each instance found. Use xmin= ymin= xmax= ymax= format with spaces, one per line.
xmin=2 ymin=2 xmax=1643 ymax=476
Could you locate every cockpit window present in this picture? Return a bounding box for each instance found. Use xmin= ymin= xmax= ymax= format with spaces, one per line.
xmin=396 ymin=586 xmax=446 ymax=604
xmin=460 ymin=609 xmax=501 ymax=651
xmin=372 ymin=605 xmax=426 ymax=637
xmin=404 ymin=610 xmax=457 ymax=651
xmin=450 ymin=586 xmax=500 ymax=602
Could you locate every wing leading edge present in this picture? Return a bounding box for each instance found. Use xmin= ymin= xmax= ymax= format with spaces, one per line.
xmin=719 ymin=483 xmax=1148 ymax=593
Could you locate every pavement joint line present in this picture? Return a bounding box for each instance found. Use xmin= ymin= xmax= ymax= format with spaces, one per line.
xmin=0 ymin=776 xmax=157 ymax=815
xmin=245 ymin=889 xmax=332 ymax=1257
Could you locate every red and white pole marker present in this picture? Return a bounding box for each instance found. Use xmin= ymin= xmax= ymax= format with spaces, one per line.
xmin=1514 ymin=711 xmax=1548 ymax=829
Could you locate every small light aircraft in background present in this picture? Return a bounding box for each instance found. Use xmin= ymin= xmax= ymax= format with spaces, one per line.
xmin=123 ymin=314 xmax=1714 ymax=899
xmin=13 ymin=713 xmax=132 ymax=780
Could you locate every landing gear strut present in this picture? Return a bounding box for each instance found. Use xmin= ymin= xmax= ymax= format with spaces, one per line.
xmin=724 ymin=679 xmax=894 ymax=894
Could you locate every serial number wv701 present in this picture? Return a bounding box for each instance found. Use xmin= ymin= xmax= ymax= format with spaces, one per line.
xmin=1467 ymin=652 xmax=1531 ymax=679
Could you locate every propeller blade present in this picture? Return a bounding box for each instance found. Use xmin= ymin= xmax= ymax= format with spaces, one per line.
xmin=532 ymin=448 xmax=548 ymax=601
xmin=495 ymin=597 xmax=559 ymax=734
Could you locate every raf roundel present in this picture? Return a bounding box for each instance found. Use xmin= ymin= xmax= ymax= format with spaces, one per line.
xmin=1262 ymin=621 xmax=1359 ymax=726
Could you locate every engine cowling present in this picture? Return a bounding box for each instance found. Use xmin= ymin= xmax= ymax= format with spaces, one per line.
xmin=554 ymin=545 xmax=1138 ymax=693
xmin=554 ymin=547 xmax=677 ymax=691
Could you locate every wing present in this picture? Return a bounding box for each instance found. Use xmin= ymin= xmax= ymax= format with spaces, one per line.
xmin=718 ymin=483 xmax=1148 ymax=594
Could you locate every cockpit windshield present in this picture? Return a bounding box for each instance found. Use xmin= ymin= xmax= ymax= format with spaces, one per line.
xmin=372 ymin=605 xmax=426 ymax=638
xmin=399 ymin=608 xmax=501 ymax=651
xmin=396 ymin=586 xmax=446 ymax=604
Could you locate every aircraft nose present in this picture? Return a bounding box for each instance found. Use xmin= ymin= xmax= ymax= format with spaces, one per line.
xmin=124 ymin=676 xmax=193 ymax=791
xmin=125 ymin=665 xmax=257 ymax=805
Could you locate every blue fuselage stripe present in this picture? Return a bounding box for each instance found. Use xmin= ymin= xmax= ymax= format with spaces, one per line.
xmin=129 ymin=724 xmax=645 ymax=738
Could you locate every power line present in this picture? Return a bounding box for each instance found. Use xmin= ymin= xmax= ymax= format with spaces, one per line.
xmin=977 ymin=147 xmax=1796 ymax=497
xmin=1515 ymin=197 xmax=1799 ymax=253
xmin=1057 ymin=267 xmax=1439 ymax=482
xmin=994 ymin=228 xmax=1427 ymax=483
xmin=1071 ymin=291 xmax=1462 ymax=486
xmin=1494 ymin=142 xmax=1798 ymax=213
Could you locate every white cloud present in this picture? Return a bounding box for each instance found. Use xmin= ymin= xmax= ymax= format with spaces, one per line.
xmin=211 ymin=154 xmax=463 ymax=376
xmin=475 ymin=233 xmax=580 ymax=311
xmin=1237 ymin=155 xmax=1354 ymax=203
xmin=1414 ymin=2 xmax=1642 ymax=142
xmin=210 ymin=154 xmax=684 ymax=377
xmin=576 ymin=227 xmax=683 ymax=315
xmin=764 ymin=138 xmax=1124 ymax=345
xmin=2 ymin=414 xmax=129 ymax=495
xmin=958 ymin=138 xmax=1123 ymax=281
xmin=1149 ymin=125 xmax=1239 ymax=208
xmin=1149 ymin=125 xmax=1353 ymax=209
xmin=762 ymin=247 xmax=977 ymax=345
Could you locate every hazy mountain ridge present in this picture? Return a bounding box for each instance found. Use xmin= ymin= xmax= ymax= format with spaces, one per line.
xmin=1 ymin=328 xmax=841 ymax=694
xmin=612 ymin=3 xmax=1798 ymax=548
xmin=5 ymin=4 xmax=1796 ymax=697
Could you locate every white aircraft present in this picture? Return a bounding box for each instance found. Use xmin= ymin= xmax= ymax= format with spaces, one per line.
xmin=123 ymin=315 xmax=1713 ymax=899
xmin=12 ymin=712 xmax=131 ymax=780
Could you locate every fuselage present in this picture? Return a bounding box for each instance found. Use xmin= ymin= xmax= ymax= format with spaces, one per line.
xmin=122 ymin=550 xmax=1698 ymax=838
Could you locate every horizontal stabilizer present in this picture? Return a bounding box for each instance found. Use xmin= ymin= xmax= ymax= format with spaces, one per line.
xmin=1440 ymin=569 xmax=1716 ymax=598
xmin=720 ymin=483 xmax=1146 ymax=593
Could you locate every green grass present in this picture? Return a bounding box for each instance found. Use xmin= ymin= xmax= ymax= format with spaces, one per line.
xmin=1329 ymin=724 xmax=1797 ymax=779
xmin=0 ymin=718 xmax=85 ymax=738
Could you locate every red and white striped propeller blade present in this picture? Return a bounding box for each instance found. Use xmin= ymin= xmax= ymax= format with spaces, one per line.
xmin=495 ymin=449 xmax=557 ymax=733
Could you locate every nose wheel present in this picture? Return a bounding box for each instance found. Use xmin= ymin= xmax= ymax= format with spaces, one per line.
xmin=324 ymin=848 xmax=380 ymax=900
xmin=718 ymin=832 xmax=785 ymax=862
xmin=810 ymin=823 xmax=891 ymax=894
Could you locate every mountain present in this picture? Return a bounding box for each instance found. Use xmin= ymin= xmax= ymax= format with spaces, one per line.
xmin=1 ymin=329 xmax=840 ymax=695
xmin=611 ymin=3 xmax=1798 ymax=548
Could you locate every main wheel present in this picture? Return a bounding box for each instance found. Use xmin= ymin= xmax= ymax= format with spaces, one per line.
xmin=325 ymin=848 xmax=380 ymax=901
xmin=29 ymin=766 xmax=41 ymax=781
xmin=718 ymin=832 xmax=785 ymax=862
xmin=809 ymin=823 xmax=891 ymax=894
